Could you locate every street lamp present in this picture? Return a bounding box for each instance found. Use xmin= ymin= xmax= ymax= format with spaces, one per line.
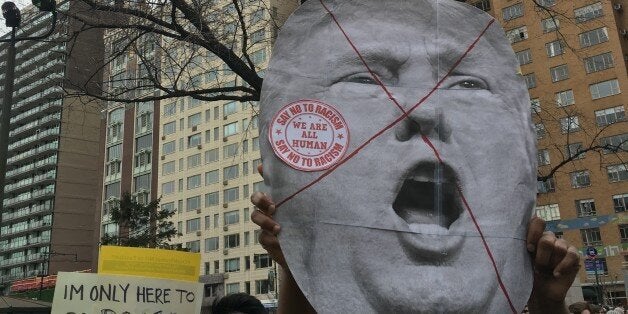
xmin=38 ymin=251 xmax=77 ymax=300
xmin=0 ymin=0 xmax=57 ymax=238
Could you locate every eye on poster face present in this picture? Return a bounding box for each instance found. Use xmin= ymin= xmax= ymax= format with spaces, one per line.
xmin=260 ymin=0 xmax=537 ymax=313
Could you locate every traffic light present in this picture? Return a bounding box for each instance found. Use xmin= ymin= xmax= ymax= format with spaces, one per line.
xmin=1 ymin=2 xmax=21 ymax=28
xmin=32 ymin=0 xmax=56 ymax=12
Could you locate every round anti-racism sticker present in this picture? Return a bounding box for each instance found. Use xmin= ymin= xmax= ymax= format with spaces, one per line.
xmin=268 ymin=99 xmax=349 ymax=172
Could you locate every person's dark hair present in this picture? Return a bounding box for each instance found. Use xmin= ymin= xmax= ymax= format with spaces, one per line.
xmin=211 ymin=293 xmax=268 ymax=314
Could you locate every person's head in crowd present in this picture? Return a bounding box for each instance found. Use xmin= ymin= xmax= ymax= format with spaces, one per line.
xmin=211 ymin=293 xmax=267 ymax=314
xmin=260 ymin=0 xmax=535 ymax=312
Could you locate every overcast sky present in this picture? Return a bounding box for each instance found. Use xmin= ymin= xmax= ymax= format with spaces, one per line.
xmin=0 ymin=0 xmax=33 ymax=36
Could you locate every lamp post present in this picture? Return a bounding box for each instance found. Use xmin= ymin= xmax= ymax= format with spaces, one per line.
xmin=0 ymin=0 xmax=57 ymax=238
xmin=37 ymin=251 xmax=77 ymax=300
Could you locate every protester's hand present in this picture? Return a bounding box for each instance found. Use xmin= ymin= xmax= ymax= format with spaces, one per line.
xmin=527 ymin=216 xmax=580 ymax=313
xmin=250 ymin=164 xmax=287 ymax=268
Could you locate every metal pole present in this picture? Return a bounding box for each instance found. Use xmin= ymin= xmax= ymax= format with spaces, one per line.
xmin=0 ymin=26 xmax=17 ymax=239
xmin=594 ymin=258 xmax=602 ymax=305
xmin=38 ymin=252 xmax=47 ymax=300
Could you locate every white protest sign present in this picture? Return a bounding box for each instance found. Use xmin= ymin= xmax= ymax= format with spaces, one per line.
xmin=51 ymin=272 xmax=203 ymax=314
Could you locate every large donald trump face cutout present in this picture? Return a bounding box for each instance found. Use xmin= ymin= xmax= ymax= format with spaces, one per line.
xmin=259 ymin=0 xmax=537 ymax=313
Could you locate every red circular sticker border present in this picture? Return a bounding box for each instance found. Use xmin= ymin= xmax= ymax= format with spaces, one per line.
xmin=268 ymin=99 xmax=350 ymax=172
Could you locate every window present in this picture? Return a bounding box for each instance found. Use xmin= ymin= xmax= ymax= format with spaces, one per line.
xmin=186 ymin=240 xmax=200 ymax=253
xmin=224 ymin=122 xmax=238 ymax=137
xmin=223 ymin=143 xmax=239 ymax=159
xmin=570 ymin=170 xmax=591 ymax=188
xmin=214 ymin=214 xmax=219 ymax=228
xmin=224 ymin=187 xmax=239 ymax=203
xmin=213 ymin=127 xmax=219 ymax=141
xmin=134 ymin=174 xmax=150 ymax=192
xmin=205 ymin=237 xmax=219 ymax=251
xmin=472 ymin=0 xmax=491 ymax=11
xmin=205 ymin=192 xmax=219 ymax=207
xmin=188 ymin=113 xmax=201 ymax=128
xmin=607 ymin=164 xmax=628 ymax=182
xmin=186 ymin=218 xmax=201 ymax=233
xmin=522 ymin=73 xmax=536 ymax=89
xmin=205 ymin=170 xmax=219 ymax=185
xmin=187 ymin=196 xmax=201 ymax=211
xmin=550 ymin=64 xmax=569 ymax=82
xmin=506 ymin=26 xmax=528 ymax=44
xmin=252 ymin=137 xmax=260 ymax=151
xmin=187 ymin=154 xmax=201 ymax=169
xmin=255 ymin=280 xmax=270 ymax=294
xmin=566 ymin=143 xmax=585 ymax=160
xmin=529 ymin=98 xmax=541 ymax=114
xmin=541 ymin=17 xmax=559 ymax=33
xmin=242 ymin=139 xmax=249 ymax=153
xmin=502 ymin=3 xmax=523 ymax=21
xmin=584 ymin=52 xmax=614 ymax=74
xmin=620 ymin=225 xmax=628 ymax=243
xmin=555 ymin=90 xmax=574 ymax=107
xmin=576 ymin=199 xmax=596 ymax=217
xmin=187 ymin=174 xmax=201 ymax=189
xmin=537 ymin=149 xmax=550 ymax=166
xmin=595 ymin=106 xmax=625 ymax=127
xmin=244 ymin=208 xmax=250 ymax=222
xmin=162 ymin=202 xmax=175 ymax=214
xmin=535 ymin=123 xmax=546 ymax=139
xmin=536 ymin=204 xmax=560 ymax=221
xmin=590 ymin=79 xmax=620 ymax=100
xmin=580 ymin=228 xmax=602 ymax=246
xmin=205 ymin=148 xmax=219 ymax=163
xmin=251 ymin=49 xmax=267 ymax=65
xmin=560 ymin=116 xmax=580 ymax=133
xmin=226 ymin=283 xmax=239 ymax=295
xmin=162 ymin=141 xmax=176 ymax=155
xmin=251 ymin=29 xmax=265 ymax=43
xmin=254 ymin=254 xmax=272 ymax=269
xmin=162 ymin=181 xmax=175 ymax=195
xmin=224 ymin=258 xmax=240 ymax=273
xmin=537 ymin=177 xmax=556 ymax=193
xmin=188 ymin=133 xmax=202 ymax=148
xmin=224 ymin=210 xmax=239 ymax=225
xmin=250 ymin=9 xmax=264 ymax=24
xmin=223 ymin=102 xmax=237 ymax=116
xmin=574 ymin=2 xmax=603 ymax=23
xmin=163 ymin=121 xmax=176 ymax=136
xmin=224 ymin=234 xmax=240 ymax=248
xmin=600 ymin=133 xmax=628 ymax=154
xmin=579 ymin=27 xmax=608 ymax=48
xmin=545 ymin=40 xmax=564 ymax=57
xmin=243 ymin=162 xmax=249 ymax=176
xmin=244 ymin=231 xmax=250 ymax=245
xmin=614 ymin=194 xmax=628 ymax=212
xmin=224 ymin=165 xmax=239 ymax=180
xmin=164 ymin=102 xmax=176 ymax=116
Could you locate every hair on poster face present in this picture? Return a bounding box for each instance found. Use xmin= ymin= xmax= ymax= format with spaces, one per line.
xmin=259 ymin=0 xmax=536 ymax=313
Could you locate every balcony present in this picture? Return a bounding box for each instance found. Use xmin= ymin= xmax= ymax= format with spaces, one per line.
xmin=10 ymin=101 xmax=62 ymax=125
xmin=7 ymin=141 xmax=59 ymax=166
xmin=13 ymin=84 xmax=64 ymax=115
xmin=5 ymin=169 xmax=56 ymax=195
xmin=3 ymin=185 xmax=54 ymax=208
xmin=9 ymin=112 xmax=61 ymax=138
xmin=8 ymin=126 xmax=60 ymax=151
xmin=1 ymin=201 xmax=53 ymax=223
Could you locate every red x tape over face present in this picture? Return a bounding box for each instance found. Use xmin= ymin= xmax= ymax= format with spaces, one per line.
xmin=259 ymin=1 xmax=537 ymax=313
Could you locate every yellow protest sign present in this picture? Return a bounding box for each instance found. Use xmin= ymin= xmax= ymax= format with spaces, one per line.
xmin=98 ymin=246 xmax=200 ymax=282
xmin=51 ymin=272 xmax=203 ymax=314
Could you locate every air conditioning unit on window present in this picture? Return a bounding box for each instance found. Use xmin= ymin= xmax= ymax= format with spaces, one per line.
xmin=223 ymin=249 xmax=229 ymax=255
xmin=161 ymin=155 xmax=165 ymax=160
xmin=223 ymin=203 xmax=229 ymax=208
xmin=161 ymin=135 xmax=166 ymax=140
xmin=613 ymin=3 xmax=622 ymax=10
xmin=223 ymin=180 xmax=229 ymax=186
xmin=196 ymin=231 xmax=202 ymax=236
xmin=197 ymin=144 xmax=202 ymax=149
xmin=223 ymin=225 xmax=229 ymax=232
xmin=192 ymin=126 xmax=197 ymax=132
xmin=223 ymin=115 xmax=228 ymax=120
xmin=223 ymin=137 xmax=228 ymax=142
xmin=196 ymin=209 xmax=201 ymax=214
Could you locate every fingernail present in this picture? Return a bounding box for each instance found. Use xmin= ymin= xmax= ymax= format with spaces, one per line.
xmin=527 ymin=244 xmax=535 ymax=252
xmin=273 ymin=225 xmax=281 ymax=234
xmin=553 ymin=271 xmax=560 ymax=278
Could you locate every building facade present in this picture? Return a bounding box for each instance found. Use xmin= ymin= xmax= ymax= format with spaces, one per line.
xmin=96 ymin=0 xmax=298 ymax=310
xmin=0 ymin=1 xmax=103 ymax=291
xmin=468 ymin=0 xmax=628 ymax=305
